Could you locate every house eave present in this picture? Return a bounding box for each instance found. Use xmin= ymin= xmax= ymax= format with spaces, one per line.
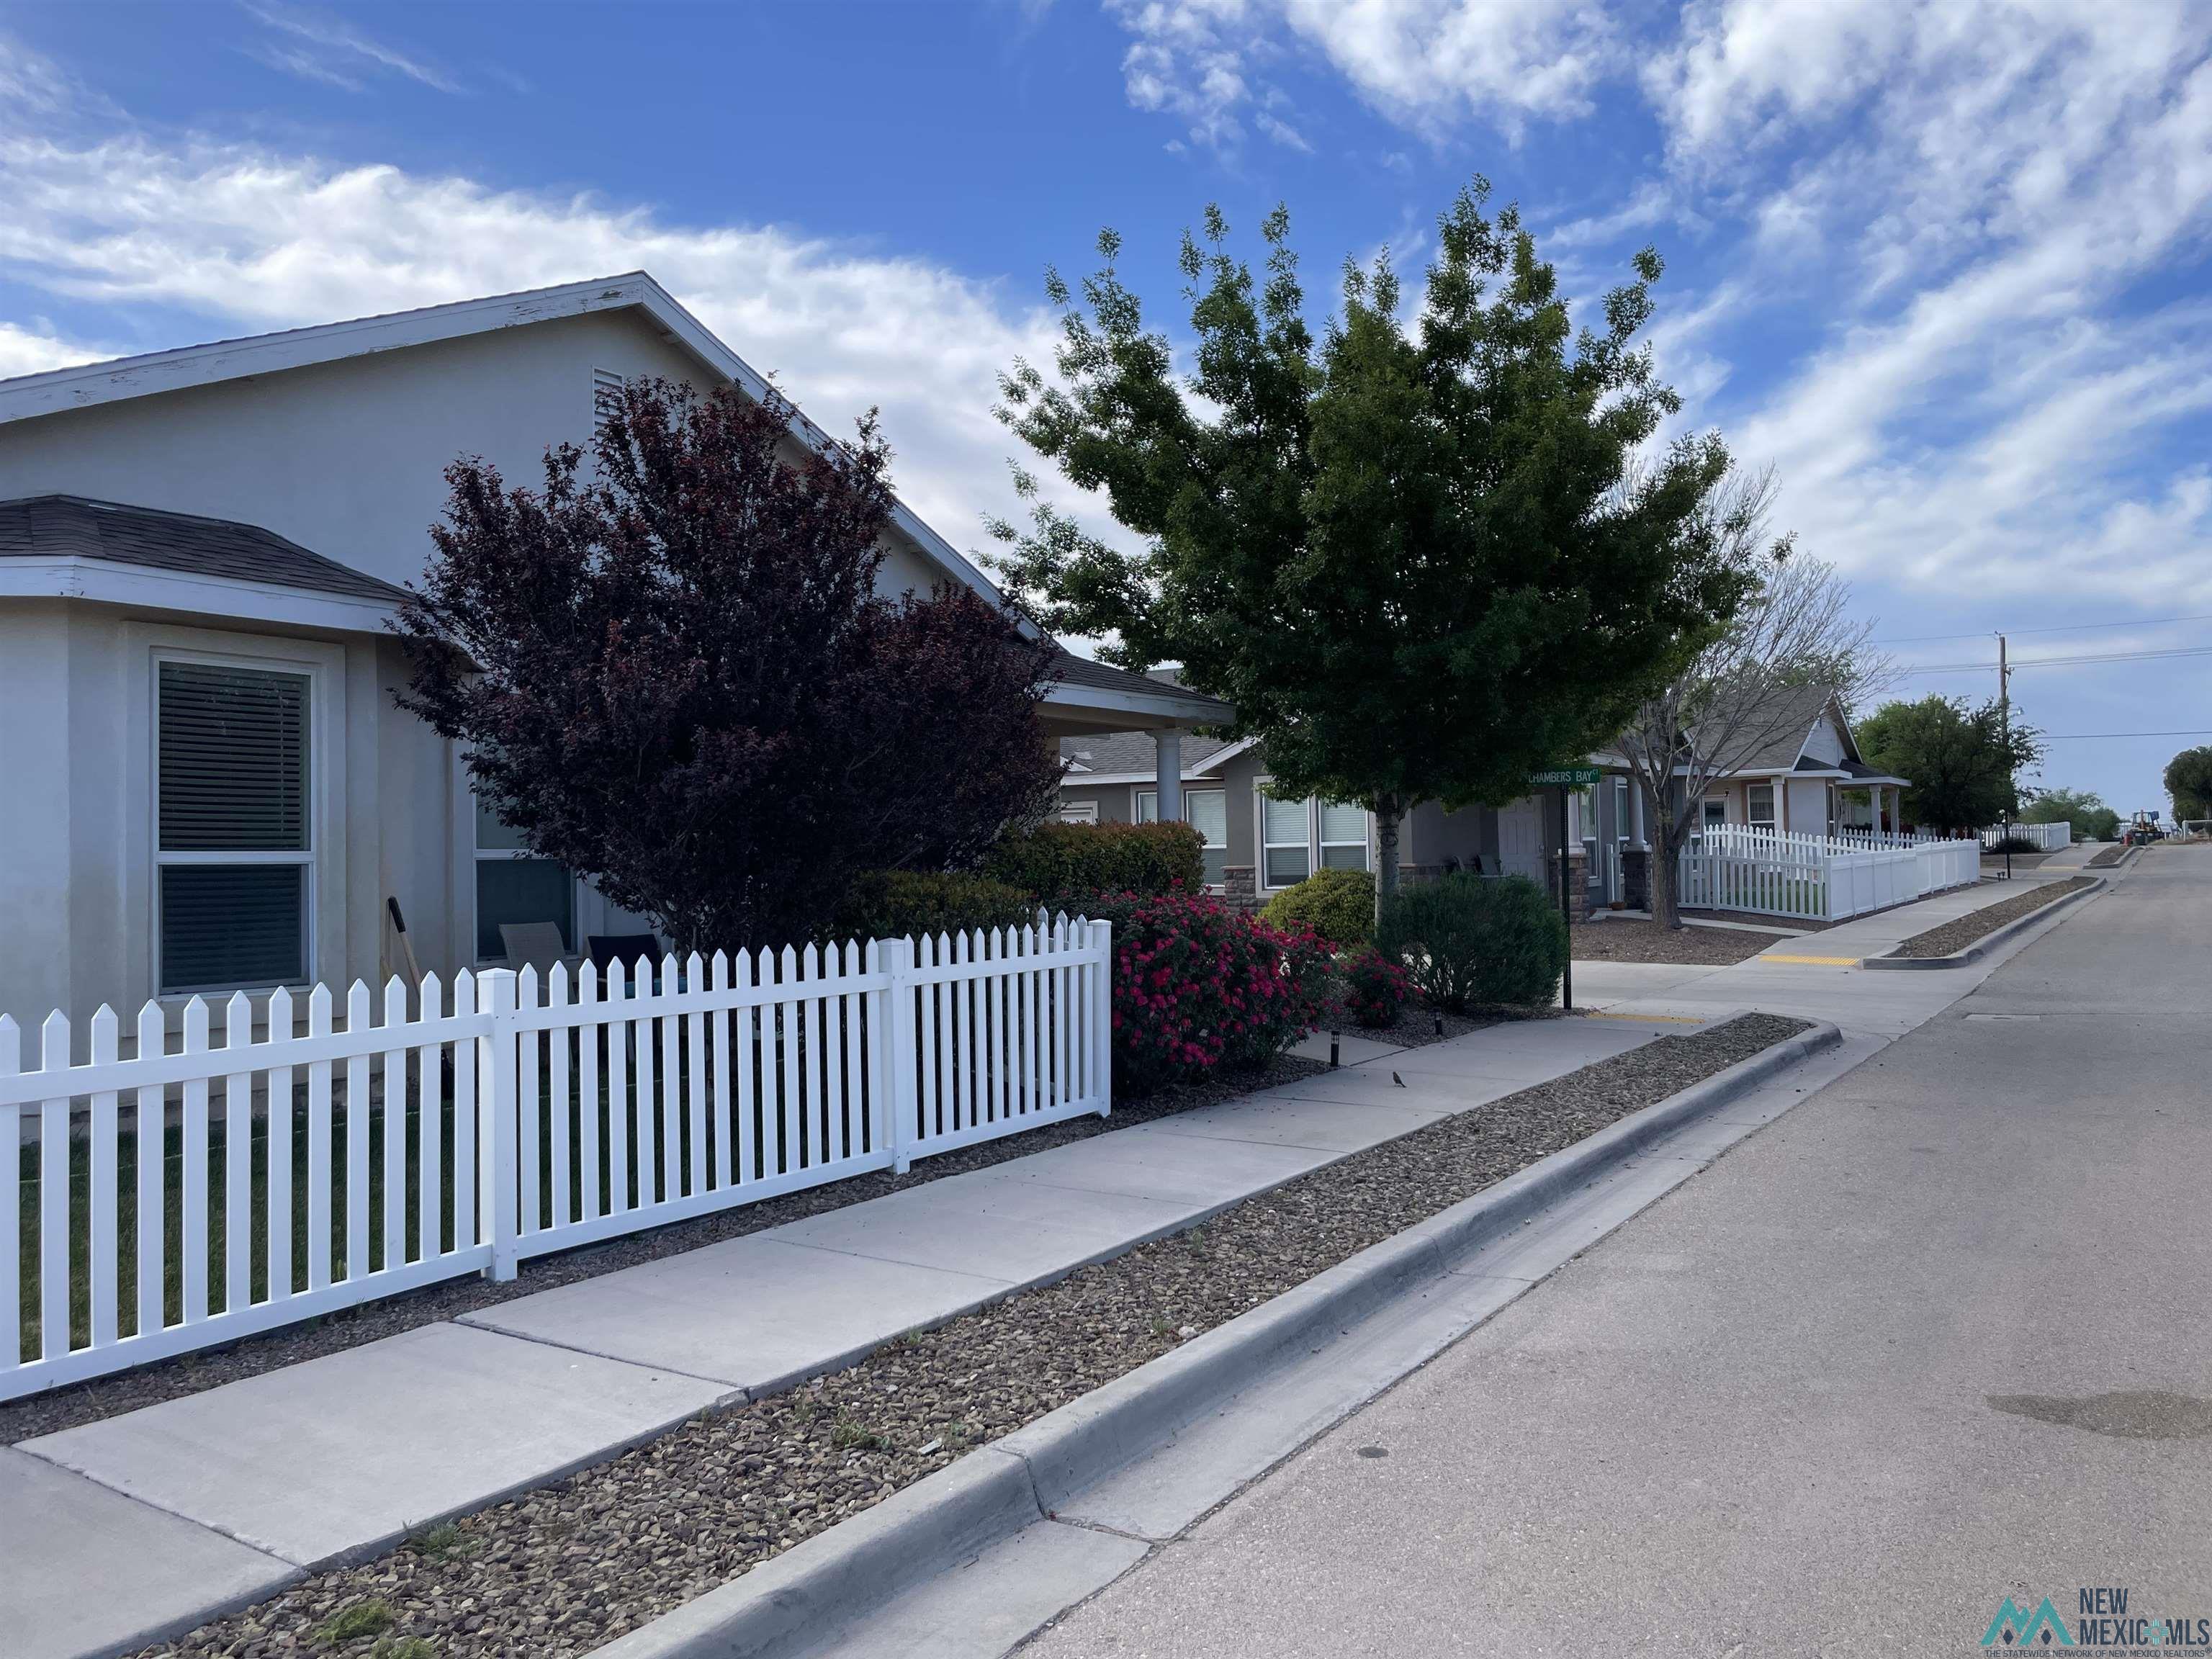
xmin=0 ymin=556 xmax=401 ymax=634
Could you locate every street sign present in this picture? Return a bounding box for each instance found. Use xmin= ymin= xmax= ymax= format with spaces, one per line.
xmin=1528 ymin=766 xmax=1602 ymax=787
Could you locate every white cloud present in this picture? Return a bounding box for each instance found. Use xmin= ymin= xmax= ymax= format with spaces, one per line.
xmin=241 ymin=1 xmax=465 ymax=94
xmin=0 ymin=320 xmax=106 ymax=379
xmin=1107 ymin=0 xmax=1611 ymax=151
xmin=0 ymin=42 xmax=1064 ymax=559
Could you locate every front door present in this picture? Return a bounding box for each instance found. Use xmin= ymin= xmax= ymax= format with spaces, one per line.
xmin=1498 ymin=797 xmax=1545 ymax=884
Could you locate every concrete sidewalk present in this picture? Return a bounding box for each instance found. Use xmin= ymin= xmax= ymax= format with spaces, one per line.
xmin=4 ymin=1010 xmax=1665 ymax=1659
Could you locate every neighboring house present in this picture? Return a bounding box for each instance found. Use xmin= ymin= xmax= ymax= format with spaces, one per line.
xmin=1676 ymin=684 xmax=1910 ymax=839
xmin=0 ymin=272 xmax=1228 ymax=1028
xmin=1057 ymin=683 xmax=1910 ymax=920
xmin=1058 ymin=727 xmax=1576 ymax=907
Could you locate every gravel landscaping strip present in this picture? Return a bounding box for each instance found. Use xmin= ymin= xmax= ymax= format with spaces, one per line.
xmin=132 ymin=1012 xmax=1807 ymax=1659
xmin=1570 ymin=917 xmax=1772 ymax=966
xmin=0 ymin=1052 xmax=1339 ymax=1443
xmin=1889 ymin=876 xmax=2097 ymax=958
xmin=2087 ymin=844 xmax=2131 ymax=868
xmin=1354 ymin=1006 xmax=1536 ymax=1049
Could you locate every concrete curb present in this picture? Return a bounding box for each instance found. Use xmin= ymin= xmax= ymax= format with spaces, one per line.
xmin=590 ymin=1017 xmax=1843 ymax=1659
xmin=1860 ymin=876 xmax=2105 ymax=971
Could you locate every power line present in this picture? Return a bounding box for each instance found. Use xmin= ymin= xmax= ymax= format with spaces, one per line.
xmin=2040 ymin=729 xmax=2212 ymax=740
xmin=1871 ymin=611 xmax=2212 ymax=646
xmin=1894 ymin=644 xmax=2212 ymax=675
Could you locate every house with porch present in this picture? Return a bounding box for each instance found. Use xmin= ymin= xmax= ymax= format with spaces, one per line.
xmin=1056 ymin=681 xmax=1917 ymax=922
xmin=0 ymin=273 xmax=1228 ymax=1028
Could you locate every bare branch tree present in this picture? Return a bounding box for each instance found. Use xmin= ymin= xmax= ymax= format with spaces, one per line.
xmin=1615 ymin=471 xmax=1880 ymax=927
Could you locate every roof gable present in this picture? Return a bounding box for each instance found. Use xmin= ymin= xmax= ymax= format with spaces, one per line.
xmin=0 ymin=272 xmax=1005 ymax=619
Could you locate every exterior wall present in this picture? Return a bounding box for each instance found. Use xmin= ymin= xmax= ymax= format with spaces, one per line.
xmin=1 ymin=309 xmax=947 ymax=1026
xmin=1785 ymin=776 xmax=1830 ymax=837
xmin=1056 ymin=781 xmax=1138 ymax=825
xmin=0 ymin=310 xmax=943 ymax=603
xmin=0 ymin=602 xmax=443 ymax=1028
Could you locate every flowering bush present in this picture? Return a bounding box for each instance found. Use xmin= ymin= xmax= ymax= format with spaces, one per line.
xmin=1087 ymin=891 xmax=1333 ymax=1094
xmin=1336 ymin=947 xmax=1413 ymax=1028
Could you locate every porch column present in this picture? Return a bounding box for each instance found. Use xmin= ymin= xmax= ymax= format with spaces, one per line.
xmin=1153 ymin=728 xmax=1184 ymax=822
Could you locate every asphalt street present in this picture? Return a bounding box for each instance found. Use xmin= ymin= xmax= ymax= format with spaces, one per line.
xmin=1025 ymin=847 xmax=2212 ymax=1658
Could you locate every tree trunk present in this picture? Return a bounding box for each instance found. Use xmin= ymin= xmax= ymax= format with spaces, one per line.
xmin=1644 ymin=781 xmax=1684 ymax=930
xmin=1373 ymin=793 xmax=1402 ymax=932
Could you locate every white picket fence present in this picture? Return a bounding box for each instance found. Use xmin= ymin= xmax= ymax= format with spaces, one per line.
xmin=1 ymin=919 xmax=1111 ymax=1401
xmin=1982 ymin=821 xmax=2070 ymax=851
xmin=1679 ymin=824 xmax=1980 ymax=922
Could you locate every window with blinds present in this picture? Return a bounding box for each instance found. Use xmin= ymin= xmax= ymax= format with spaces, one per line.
xmin=156 ymin=661 xmax=311 ymax=994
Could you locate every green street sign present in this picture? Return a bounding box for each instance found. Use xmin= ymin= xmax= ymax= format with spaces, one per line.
xmin=1528 ymin=766 xmax=1602 ymax=787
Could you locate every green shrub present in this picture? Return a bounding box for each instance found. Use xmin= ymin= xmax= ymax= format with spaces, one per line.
xmin=1261 ymin=868 xmax=1375 ymax=948
xmin=986 ymin=820 xmax=1205 ymax=907
xmin=1374 ymin=873 xmax=1565 ymax=1012
xmin=832 ymin=871 xmax=1035 ymax=942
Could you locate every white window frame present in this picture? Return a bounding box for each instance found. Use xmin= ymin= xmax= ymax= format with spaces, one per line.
xmin=145 ymin=639 xmax=338 ymax=1002
xmin=1703 ymin=796 xmax=1729 ymax=828
xmin=1317 ymin=799 xmax=1371 ymax=873
xmin=1747 ymin=782 xmax=1777 ymax=828
xmin=1059 ymin=799 xmax=1100 ymax=825
xmin=1254 ymin=783 xmax=1373 ymax=891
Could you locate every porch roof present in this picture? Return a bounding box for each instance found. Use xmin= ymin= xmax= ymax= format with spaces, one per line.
xmin=0 ymin=493 xmax=409 ymax=632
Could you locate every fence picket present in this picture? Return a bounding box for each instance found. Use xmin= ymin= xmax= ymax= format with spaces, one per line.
xmin=634 ymin=959 xmax=658 ymax=1205
xmin=382 ymin=979 xmax=409 ymax=1273
xmin=778 ymin=947 xmax=801 ymax=1173
xmin=38 ymin=1012 xmax=71 ymax=1360
xmin=734 ymin=950 xmax=756 ymax=1186
xmin=548 ymin=963 xmax=572 ymax=1228
xmin=268 ymin=986 xmax=295 ymax=1300
xmin=576 ymin=965 xmax=601 ymax=1224
xmin=516 ymin=966 xmax=541 ymax=1236
xmin=451 ymin=970 xmax=477 ymax=1248
xmin=306 ymin=986 xmax=333 ymax=1291
xmin=89 ymin=1007 xmax=120 ymax=1347
xmin=412 ymin=976 xmax=439 ymax=1261
xmin=179 ymin=999 xmax=210 ymax=1323
xmin=658 ymin=954 xmax=681 ymax=1199
xmin=223 ymin=992 xmax=253 ymax=1313
xmin=710 ymin=953 xmax=732 ymax=1192
xmin=604 ymin=960 xmax=629 ymax=1213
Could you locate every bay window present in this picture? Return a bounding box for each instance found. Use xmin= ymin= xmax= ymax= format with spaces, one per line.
xmin=156 ymin=660 xmax=312 ymax=995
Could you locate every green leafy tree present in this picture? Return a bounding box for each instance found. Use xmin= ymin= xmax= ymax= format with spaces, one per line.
xmin=1856 ymin=696 xmax=2044 ymax=833
xmin=2164 ymin=745 xmax=2212 ymax=822
xmin=2020 ymin=786 xmax=2118 ymax=843
xmin=989 ymin=184 xmax=1754 ymax=921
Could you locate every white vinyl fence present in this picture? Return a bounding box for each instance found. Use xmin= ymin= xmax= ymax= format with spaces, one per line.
xmin=1982 ymin=821 xmax=2070 ymax=851
xmin=1678 ymin=825 xmax=1980 ymax=923
xmin=1 ymin=918 xmax=1110 ymax=1401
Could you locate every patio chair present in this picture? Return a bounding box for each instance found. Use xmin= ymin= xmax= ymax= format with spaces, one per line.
xmin=498 ymin=921 xmax=572 ymax=975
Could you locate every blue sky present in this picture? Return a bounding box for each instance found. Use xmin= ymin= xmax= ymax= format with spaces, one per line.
xmin=4 ymin=0 xmax=2210 ymax=817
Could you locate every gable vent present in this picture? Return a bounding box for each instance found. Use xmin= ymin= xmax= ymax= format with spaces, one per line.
xmin=592 ymin=367 xmax=626 ymax=438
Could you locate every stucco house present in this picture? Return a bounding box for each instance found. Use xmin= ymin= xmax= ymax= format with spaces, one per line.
xmin=1058 ymin=682 xmax=1908 ymax=919
xmin=0 ymin=273 xmax=1228 ymax=1028
xmin=1676 ymin=684 xmax=1908 ymax=838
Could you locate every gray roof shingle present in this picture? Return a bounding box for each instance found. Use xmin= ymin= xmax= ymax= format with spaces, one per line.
xmin=1060 ymin=729 xmax=1238 ymax=776
xmin=0 ymin=495 xmax=409 ymax=604
xmin=1691 ymin=682 xmax=1840 ymax=773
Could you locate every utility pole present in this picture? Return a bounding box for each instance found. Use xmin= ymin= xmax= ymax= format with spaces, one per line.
xmin=1997 ymin=631 xmax=2014 ymax=851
